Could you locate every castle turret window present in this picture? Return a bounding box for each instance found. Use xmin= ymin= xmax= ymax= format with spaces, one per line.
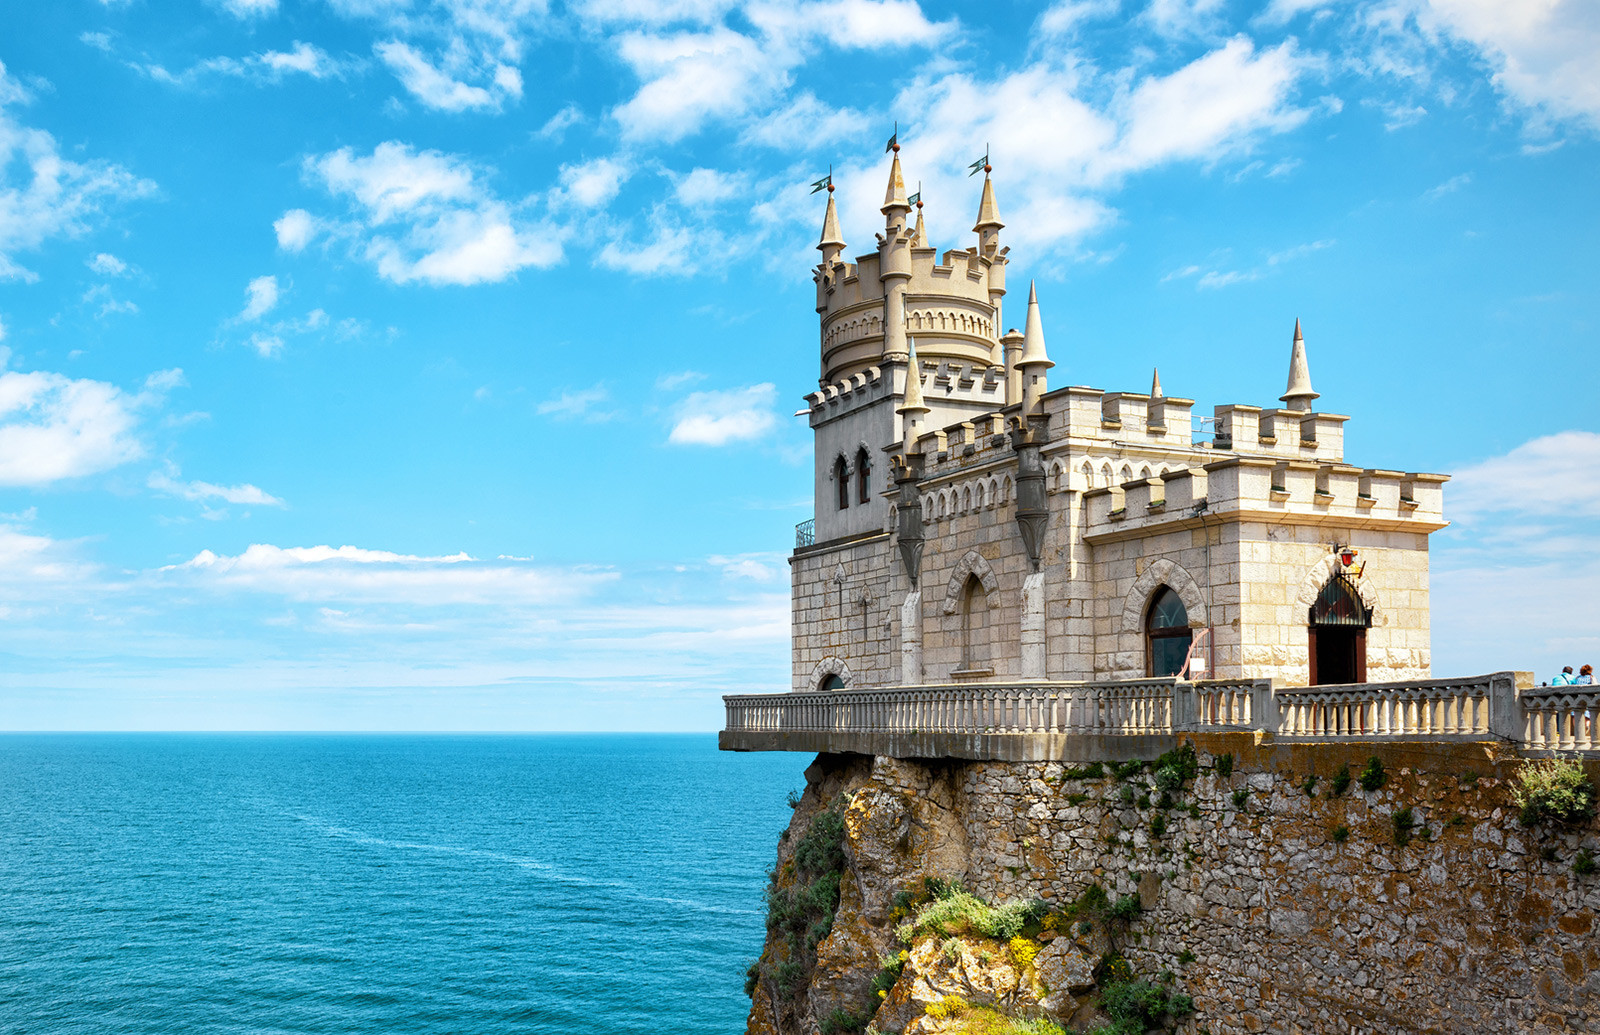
xmin=1146 ymin=586 xmax=1192 ymax=678
xmin=835 ymin=456 xmax=849 ymax=510
xmin=856 ymin=448 xmax=871 ymax=504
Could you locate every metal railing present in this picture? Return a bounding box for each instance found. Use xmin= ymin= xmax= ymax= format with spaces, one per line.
xmin=795 ymin=518 xmax=815 ymax=548
xmin=723 ymin=672 xmax=1595 ymax=754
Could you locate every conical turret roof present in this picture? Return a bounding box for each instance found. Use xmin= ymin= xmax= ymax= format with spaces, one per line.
xmin=1017 ymin=282 xmax=1054 ymax=370
xmin=912 ymin=205 xmax=927 ymax=247
xmin=882 ymin=153 xmax=908 ymax=213
xmin=897 ymin=338 xmax=929 ymax=415
xmin=973 ymin=173 xmax=1002 ymax=231
xmin=817 ymin=191 xmax=844 ymax=252
xmin=1280 ymin=318 xmax=1320 ymax=410
xmin=1150 ymin=367 xmax=1163 ymax=398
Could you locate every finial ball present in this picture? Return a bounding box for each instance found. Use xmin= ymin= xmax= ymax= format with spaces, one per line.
xmin=892 ymin=142 xmax=900 ymax=153
xmin=983 ymin=163 xmax=991 ymax=174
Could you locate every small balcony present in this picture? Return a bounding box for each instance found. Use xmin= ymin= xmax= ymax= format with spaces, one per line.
xmin=795 ymin=518 xmax=815 ymax=549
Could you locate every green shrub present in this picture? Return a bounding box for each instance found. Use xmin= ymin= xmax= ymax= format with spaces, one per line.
xmin=1301 ymin=774 xmax=1318 ymax=796
xmin=1154 ymin=743 xmax=1199 ymax=785
xmin=1511 ymin=756 xmax=1596 ymax=826
xmin=1391 ymin=807 xmax=1416 ymax=847
xmin=900 ymin=885 xmax=1049 ymax=942
xmin=1137 ymin=792 xmax=1152 ymax=809
xmin=1150 ymin=813 xmax=1167 ymax=839
xmin=744 ymin=959 xmax=761 ymax=997
xmin=1358 ymin=757 xmax=1387 ymax=793
xmin=786 ymin=788 xmax=804 ymax=809
xmin=1214 ymin=753 xmax=1234 ymax=779
xmin=1077 ymin=884 xmax=1111 ymax=913
xmin=819 ymin=1007 xmax=867 ymax=1034
xmin=1176 ymin=949 xmax=1196 ymax=965
xmin=1108 ymin=894 xmax=1142 ymax=922
xmin=870 ymin=950 xmax=907 ymax=996
xmin=1231 ymin=788 xmax=1249 ymax=810
xmin=1576 ymin=850 xmax=1596 ymax=876
xmin=1113 ymin=759 xmax=1146 ymax=780
xmin=1119 ymin=785 xmax=1136 ymax=806
xmin=1460 ymin=769 xmax=1480 ymax=790
xmin=1063 ymin=761 xmax=1105 ymax=780
xmin=759 ymin=804 xmax=850 ymax=1001
xmin=1329 ymin=764 xmax=1352 ymax=797
xmin=1066 ymin=793 xmax=1089 ymax=805
xmin=1331 ymin=824 xmax=1349 ymax=843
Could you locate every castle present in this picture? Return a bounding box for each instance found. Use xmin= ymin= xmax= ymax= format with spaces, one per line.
xmin=792 ymin=148 xmax=1448 ymax=695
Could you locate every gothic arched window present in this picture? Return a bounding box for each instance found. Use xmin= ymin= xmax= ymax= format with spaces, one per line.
xmin=856 ymin=448 xmax=871 ymax=505
xmin=960 ymin=576 xmax=990 ymax=672
xmin=1146 ymin=586 xmax=1192 ymax=678
xmin=835 ymin=456 xmax=849 ymax=511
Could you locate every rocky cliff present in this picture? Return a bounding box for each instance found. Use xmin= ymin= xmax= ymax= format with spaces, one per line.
xmin=743 ymin=736 xmax=1600 ymax=1035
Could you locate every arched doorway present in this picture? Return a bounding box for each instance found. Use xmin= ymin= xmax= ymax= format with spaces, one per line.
xmin=1309 ymin=574 xmax=1370 ymax=685
xmin=818 ymin=673 xmax=846 ymax=692
xmin=1145 ymin=586 xmax=1192 ymax=677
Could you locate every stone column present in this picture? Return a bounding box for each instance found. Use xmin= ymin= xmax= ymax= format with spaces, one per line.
xmin=1021 ymin=572 xmax=1045 ymax=679
xmin=901 ymin=590 xmax=923 ymax=686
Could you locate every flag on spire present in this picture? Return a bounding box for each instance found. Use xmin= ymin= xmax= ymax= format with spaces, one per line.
xmin=884 ymin=122 xmax=898 ymax=153
xmin=907 ymin=190 xmax=921 ymax=206
xmin=809 ymin=170 xmax=833 ymax=194
xmin=967 ymin=146 xmax=990 ymax=176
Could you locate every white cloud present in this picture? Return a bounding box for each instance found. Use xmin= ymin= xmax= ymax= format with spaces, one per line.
xmin=536 ymin=384 xmax=614 ymax=420
xmin=1423 ymin=172 xmax=1471 ymax=199
xmin=134 ymin=42 xmax=347 ymax=86
xmin=80 ymin=31 xmax=114 ymax=52
xmin=1448 ymin=431 xmax=1600 ymax=520
xmin=240 ymin=275 xmax=280 ymax=320
xmin=674 ymin=167 xmax=742 ymax=207
xmin=1169 ymin=238 xmax=1334 ymax=290
xmin=0 ymin=368 xmax=148 ymax=485
xmin=218 ymin=0 xmax=278 ymax=17
xmin=554 ymin=157 xmax=630 ymax=209
xmin=740 ymin=92 xmax=870 ymax=150
xmin=0 ymin=61 xmax=156 ymax=281
xmin=375 ymin=39 xmax=522 ymax=112
xmin=1143 ymin=0 xmax=1227 ymax=38
xmin=537 ymin=104 xmax=583 ymax=139
xmin=1431 ymin=430 xmax=1600 ymax=680
xmin=708 ymin=552 xmax=783 ymax=580
xmin=274 ymin=209 xmax=317 ymax=251
xmin=1038 ymin=0 xmax=1120 ymax=38
xmin=304 ymin=141 xmax=561 ymax=285
xmin=598 ymin=220 xmax=695 ymax=274
xmin=149 ymin=466 xmax=286 ymax=507
xmin=87 ymin=252 xmax=128 ymax=276
xmin=815 ymin=38 xmax=1308 ymax=255
xmin=1418 ymin=0 xmax=1600 ymax=131
xmin=656 ymin=370 xmax=704 ymax=390
xmin=668 ymin=383 xmax=777 ymax=445
xmin=612 ymin=1 xmax=952 ymax=142
xmin=165 ymin=543 xmax=616 ymax=606
xmin=257 ymin=41 xmax=343 ymax=79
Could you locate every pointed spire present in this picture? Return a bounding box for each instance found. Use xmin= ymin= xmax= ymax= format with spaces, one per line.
xmin=897 ymin=338 xmax=929 ymax=416
xmin=1017 ymin=281 xmax=1053 ymax=370
xmin=912 ymin=200 xmax=927 ymax=247
xmin=882 ymin=153 xmax=908 ymax=214
xmin=1280 ymin=317 xmax=1320 ymax=411
xmin=973 ymin=172 xmax=1002 ymax=232
xmin=817 ymin=187 xmax=844 ymax=257
xmin=1150 ymin=367 xmax=1163 ymax=399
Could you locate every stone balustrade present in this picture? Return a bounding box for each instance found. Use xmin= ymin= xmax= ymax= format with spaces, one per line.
xmin=720 ymin=671 xmax=1591 ymax=759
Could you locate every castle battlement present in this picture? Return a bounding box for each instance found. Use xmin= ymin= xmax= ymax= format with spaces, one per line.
xmin=792 ymin=151 xmax=1446 ymax=693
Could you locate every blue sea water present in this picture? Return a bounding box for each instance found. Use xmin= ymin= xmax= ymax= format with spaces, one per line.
xmin=0 ymin=734 xmax=804 ymax=1034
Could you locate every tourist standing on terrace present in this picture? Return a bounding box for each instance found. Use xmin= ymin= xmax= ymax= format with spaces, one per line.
xmin=1553 ymin=667 xmax=1577 ymax=685
xmin=1578 ymin=665 xmax=1595 ymax=685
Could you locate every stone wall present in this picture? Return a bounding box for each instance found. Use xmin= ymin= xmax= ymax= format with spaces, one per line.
xmin=744 ymin=736 xmax=1600 ymax=1035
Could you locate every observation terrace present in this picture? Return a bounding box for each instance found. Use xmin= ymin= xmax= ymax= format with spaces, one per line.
xmin=720 ymin=672 xmax=1600 ymax=761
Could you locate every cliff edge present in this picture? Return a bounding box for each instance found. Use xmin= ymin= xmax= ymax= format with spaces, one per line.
xmin=743 ymin=736 xmax=1600 ymax=1035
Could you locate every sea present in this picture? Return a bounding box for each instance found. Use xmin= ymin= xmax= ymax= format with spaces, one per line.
xmin=0 ymin=734 xmax=805 ymax=1034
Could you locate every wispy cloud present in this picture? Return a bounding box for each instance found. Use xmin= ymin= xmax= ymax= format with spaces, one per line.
xmin=0 ymin=361 xmax=180 ymax=487
xmin=1423 ymin=172 xmax=1471 ymax=200
xmin=149 ymin=466 xmax=285 ymax=508
xmin=536 ymin=384 xmax=615 ymax=421
xmin=668 ymin=383 xmax=777 ymax=445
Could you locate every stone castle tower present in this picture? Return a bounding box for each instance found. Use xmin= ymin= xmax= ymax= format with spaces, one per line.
xmin=793 ymin=149 xmax=1448 ymax=693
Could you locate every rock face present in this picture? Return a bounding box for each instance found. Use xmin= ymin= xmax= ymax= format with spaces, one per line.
xmin=742 ymin=736 xmax=1600 ymax=1035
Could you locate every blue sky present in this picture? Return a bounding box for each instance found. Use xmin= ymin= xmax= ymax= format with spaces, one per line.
xmin=0 ymin=0 xmax=1595 ymax=730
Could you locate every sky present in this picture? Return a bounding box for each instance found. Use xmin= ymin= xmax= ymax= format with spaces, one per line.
xmin=0 ymin=0 xmax=1596 ymax=731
